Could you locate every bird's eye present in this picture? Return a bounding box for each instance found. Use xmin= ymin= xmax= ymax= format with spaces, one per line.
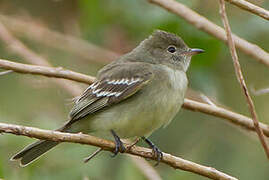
xmin=167 ymin=46 xmax=176 ymax=53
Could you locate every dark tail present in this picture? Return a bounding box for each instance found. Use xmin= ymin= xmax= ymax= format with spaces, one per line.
xmin=10 ymin=140 xmax=59 ymax=167
xmin=10 ymin=125 xmax=70 ymax=167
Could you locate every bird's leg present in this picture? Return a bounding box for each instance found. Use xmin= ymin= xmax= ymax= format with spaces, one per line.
xmin=142 ymin=136 xmax=163 ymax=166
xmin=111 ymin=130 xmax=126 ymax=157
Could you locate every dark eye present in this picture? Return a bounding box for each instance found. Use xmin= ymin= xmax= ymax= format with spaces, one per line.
xmin=167 ymin=46 xmax=176 ymax=53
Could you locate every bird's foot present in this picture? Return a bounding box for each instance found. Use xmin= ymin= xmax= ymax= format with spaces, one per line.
xmin=111 ymin=130 xmax=126 ymax=157
xmin=142 ymin=137 xmax=163 ymax=166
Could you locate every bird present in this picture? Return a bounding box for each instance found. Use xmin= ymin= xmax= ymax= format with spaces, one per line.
xmin=11 ymin=30 xmax=204 ymax=167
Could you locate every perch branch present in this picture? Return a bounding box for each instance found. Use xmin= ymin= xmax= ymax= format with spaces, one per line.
xmin=1 ymin=58 xmax=269 ymax=138
xmin=218 ymin=0 xmax=269 ymax=159
xmin=225 ymin=0 xmax=269 ymax=21
xmin=0 ymin=122 xmax=237 ymax=180
xmin=147 ymin=0 xmax=269 ymax=68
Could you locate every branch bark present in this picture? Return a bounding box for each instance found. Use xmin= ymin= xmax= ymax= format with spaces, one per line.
xmin=1 ymin=58 xmax=269 ymax=139
xmin=0 ymin=58 xmax=95 ymax=84
xmin=218 ymin=0 xmax=269 ymax=159
xmin=183 ymin=99 xmax=269 ymax=137
xmin=0 ymin=122 xmax=237 ymax=180
xmin=225 ymin=0 xmax=269 ymax=21
xmin=147 ymin=0 xmax=269 ymax=68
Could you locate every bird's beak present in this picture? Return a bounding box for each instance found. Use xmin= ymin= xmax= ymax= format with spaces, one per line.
xmin=182 ymin=48 xmax=205 ymax=56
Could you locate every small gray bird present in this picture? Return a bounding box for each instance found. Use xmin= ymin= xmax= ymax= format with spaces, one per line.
xmin=11 ymin=30 xmax=204 ymax=166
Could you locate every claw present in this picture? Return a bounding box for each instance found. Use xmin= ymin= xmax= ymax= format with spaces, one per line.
xmin=152 ymin=145 xmax=163 ymax=166
xmin=111 ymin=130 xmax=125 ymax=157
xmin=142 ymin=137 xmax=163 ymax=166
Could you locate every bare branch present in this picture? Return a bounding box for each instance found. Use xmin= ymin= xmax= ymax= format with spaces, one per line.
xmin=0 ymin=58 xmax=95 ymax=84
xmin=0 ymin=20 xmax=83 ymax=96
xmin=147 ymin=0 xmax=269 ymax=68
xmin=0 ymin=15 xmax=119 ymax=64
xmin=183 ymin=99 xmax=269 ymax=137
xmin=218 ymin=0 xmax=269 ymax=159
xmin=2 ymin=57 xmax=269 ymax=139
xmin=0 ymin=9 xmax=266 ymax=179
xmin=0 ymin=122 xmax=237 ymax=180
xmin=225 ymin=0 xmax=269 ymax=21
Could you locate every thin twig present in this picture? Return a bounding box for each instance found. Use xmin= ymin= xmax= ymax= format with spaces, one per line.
xmin=0 ymin=70 xmax=13 ymax=76
xmin=251 ymin=86 xmax=269 ymax=96
xmin=225 ymin=0 xmax=269 ymax=21
xmin=200 ymin=94 xmax=217 ymax=107
xmin=2 ymin=57 xmax=269 ymax=138
xmin=0 ymin=122 xmax=237 ymax=180
xmin=83 ymin=148 xmax=103 ymax=163
xmin=218 ymin=0 xmax=269 ymax=159
xmin=147 ymin=0 xmax=269 ymax=68
xmin=126 ymin=138 xmax=141 ymax=151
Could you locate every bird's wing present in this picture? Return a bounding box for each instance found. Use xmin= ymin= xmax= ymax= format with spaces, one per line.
xmin=67 ymin=62 xmax=154 ymax=125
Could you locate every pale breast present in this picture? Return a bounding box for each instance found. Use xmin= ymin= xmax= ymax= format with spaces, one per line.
xmin=76 ymin=65 xmax=188 ymax=139
xmin=152 ymin=65 xmax=188 ymax=127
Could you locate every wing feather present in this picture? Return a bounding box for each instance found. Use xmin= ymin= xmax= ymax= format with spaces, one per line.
xmin=67 ymin=62 xmax=153 ymax=125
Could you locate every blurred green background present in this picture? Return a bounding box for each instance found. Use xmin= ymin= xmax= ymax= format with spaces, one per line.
xmin=0 ymin=0 xmax=269 ymax=179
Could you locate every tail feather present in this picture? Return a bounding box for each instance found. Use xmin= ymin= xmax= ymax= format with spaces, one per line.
xmin=11 ymin=124 xmax=71 ymax=167
xmin=11 ymin=140 xmax=59 ymax=167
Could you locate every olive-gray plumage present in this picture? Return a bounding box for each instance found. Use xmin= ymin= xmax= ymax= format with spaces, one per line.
xmin=11 ymin=30 xmax=203 ymax=166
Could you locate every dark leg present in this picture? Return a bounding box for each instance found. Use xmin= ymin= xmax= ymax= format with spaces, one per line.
xmin=142 ymin=136 xmax=163 ymax=166
xmin=111 ymin=130 xmax=126 ymax=157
